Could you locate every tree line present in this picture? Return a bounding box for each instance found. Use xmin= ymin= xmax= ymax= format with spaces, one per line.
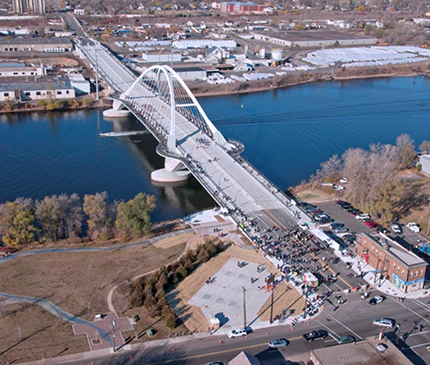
xmin=311 ymin=134 xmax=430 ymax=224
xmin=0 ymin=192 xmax=156 ymax=246
xmin=130 ymin=239 xmax=224 ymax=329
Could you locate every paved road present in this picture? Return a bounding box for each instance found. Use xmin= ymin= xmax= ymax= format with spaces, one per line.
xmin=60 ymin=292 xmax=430 ymax=365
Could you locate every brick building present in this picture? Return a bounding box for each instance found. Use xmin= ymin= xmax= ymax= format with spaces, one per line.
xmin=355 ymin=233 xmax=427 ymax=293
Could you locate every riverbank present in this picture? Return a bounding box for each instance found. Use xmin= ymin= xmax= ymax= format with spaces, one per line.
xmin=190 ymin=62 xmax=430 ymax=98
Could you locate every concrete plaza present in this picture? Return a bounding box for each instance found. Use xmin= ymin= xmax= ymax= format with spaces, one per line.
xmin=188 ymin=258 xmax=276 ymax=333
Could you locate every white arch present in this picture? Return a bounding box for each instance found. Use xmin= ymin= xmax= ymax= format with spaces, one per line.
xmin=124 ymin=65 xmax=229 ymax=150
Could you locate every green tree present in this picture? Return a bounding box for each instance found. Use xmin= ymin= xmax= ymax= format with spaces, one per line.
xmin=0 ymin=199 xmax=38 ymax=246
xmin=115 ymin=193 xmax=156 ymax=239
xmin=35 ymin=195 xmax=64 ymax=242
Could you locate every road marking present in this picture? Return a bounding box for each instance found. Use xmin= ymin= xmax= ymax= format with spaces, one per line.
xmin=143 ymin=335 xmax=303 ymax=365
xmin=389 ymin=297 xmax=430 ymax=325
xmin=411 ymin=298 xmax=430 ymax=312
xmin=323 ymin=312 xmax=364 ymax=340
xmin=405 ymin=330 xmax=430 ymax=337
xmin=406 ymin=341 xmax=430 ymax=350
xmin=315 ymin=319 xmax=340 ymax=338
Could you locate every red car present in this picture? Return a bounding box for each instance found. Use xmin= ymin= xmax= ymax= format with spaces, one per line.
xmin=364 ymin=219 xmax=376 ymax=226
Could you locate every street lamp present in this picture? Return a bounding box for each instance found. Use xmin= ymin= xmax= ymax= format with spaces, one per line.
xmin=111 ymin=316 xmax=116 ymax=352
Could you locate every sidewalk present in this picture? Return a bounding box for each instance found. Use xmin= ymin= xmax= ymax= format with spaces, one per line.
xmin=331 ymin=247 xmax=430 ymax=299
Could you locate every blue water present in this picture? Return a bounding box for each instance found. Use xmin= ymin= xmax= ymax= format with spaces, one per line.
xmin=0 ymin=76 xmax=429 ymax=221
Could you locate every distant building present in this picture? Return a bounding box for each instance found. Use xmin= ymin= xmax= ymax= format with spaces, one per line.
xmin=141 ymin=52 xmax=182 ymax=63
xmin=13 ymin=0 xmax=45 ymax=14
xmin=311 ymin=336 xmax=413 ymax=365
xmin=173 ymin=39 xmax=236 ymax=50
xmin=419 ymin=154 xmax=430 ymax=175
xmin=0 ymin=75 xmax=75 ymax=102
xmin=253 ymin=30 xmax=377 ymax=48
xmin=355 ymin=233 xmax=427 ymax=293
xmin=74 ymin=8 xmax=84 ymax=15
xmin=221 ymin=2 xmax=269 ymax=14
xmin=173 ymin=66 xmax=206 ymax=80
xmin=0 ymin=62 xmax=45 ymax=77
xmin=67 ymin=74 xmax=90 ymax=95
xmin=0 ymin=37 xmax=72 ymax=52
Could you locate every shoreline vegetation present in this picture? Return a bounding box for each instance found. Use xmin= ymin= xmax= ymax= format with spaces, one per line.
xmin=1 ymin=63 xmax=429 ymax=114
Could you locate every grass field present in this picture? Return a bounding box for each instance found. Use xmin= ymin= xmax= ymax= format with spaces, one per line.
xmin=0 ymin=233 xmax=194 ymax=362
xmin=0 ymin=303 xmax=89 ymax=364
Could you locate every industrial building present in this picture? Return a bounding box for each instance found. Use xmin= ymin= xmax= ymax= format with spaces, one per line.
xmin=13 ymin=0 xmax=45 ymax=14
xmin=252 ymin=30 xmax=377 ymax=48
xmin=0 ymin=75 xmax=75 ymax=102
xmin=0 ymin=38 xmax=72 ymax=53
xmin=67 ymin=74 xmax=91 ymax=95
xmin=0 ymin=62 xmax=44 ymax=77
xmin=173 ymin=66 xmax=207 ymax=80
xmin=141 ymin=52 xmax=182 ymax=63
xmin=355 ymin=233 xmax=427 ymax=293
xmin=172 ymin=39 xmax=236 ymax=50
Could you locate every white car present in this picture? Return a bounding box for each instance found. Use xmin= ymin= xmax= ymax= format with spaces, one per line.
xmin=268 ymin=338 xmax=289 ymax=348
xmin=227 ymin=328 xmax=247 ymax=338
xmin=406 ymin=222 xmax=420 ymax=233
xmin=298 ymin=221 xmax=308 ymax=230
xmin=390 ymin=223 xmax=402 ymax=234
xmin=373 ymin=318 xmax=394 ymax=328
xmin=355 ymin=214 xmax=370 ymax=220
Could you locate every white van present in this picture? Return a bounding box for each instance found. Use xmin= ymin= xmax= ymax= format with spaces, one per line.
xmin=373 ymin=318 xmax=394 ymax=328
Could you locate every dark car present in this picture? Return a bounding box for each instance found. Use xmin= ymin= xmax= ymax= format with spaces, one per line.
xmin=303 ymin=330 xmax=328 ymax=342
xmin=319 ymin=217 xmax=334 ymax=224
xmin=374 ymin=225 xmax=390 ymax=234
xmin=337 ymin=335 xmax=356 ymax=344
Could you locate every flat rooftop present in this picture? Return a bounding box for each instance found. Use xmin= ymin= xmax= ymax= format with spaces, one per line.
xmin=364 ymin=233 xmax=427 ymax=268
xmin=0 ymin=37 xmax=72 ymax=45
xmin=311 ymin=337 xmax=413 ymax=365
xmin=254 ymin=30 xmax=375 ymax=42
xmin=0 ymin=75 xmax=72 ymax=91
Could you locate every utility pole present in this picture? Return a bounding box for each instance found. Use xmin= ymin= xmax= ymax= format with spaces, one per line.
xmin=303 ymin=285 xmax=308 ymax=319
xmin=242 ymin=287 xmax=247 ymax=329
xmin=269 ymin=287 xmax=275 ymax=324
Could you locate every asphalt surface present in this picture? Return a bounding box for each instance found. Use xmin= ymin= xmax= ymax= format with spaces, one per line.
xmin=61 ymin=292 xmax=430 ymax=365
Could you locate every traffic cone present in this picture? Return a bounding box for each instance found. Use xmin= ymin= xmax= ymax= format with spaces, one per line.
xmin=172 ymin=348 xmax=175 ymax=352
xmin=266 ymin=332 xmax=269 ymax=336
xmin=219 ymin=340 xmax=223 ymax=344
xmin=245 ymin=336 xmax=248 ymax=339
xmin=291 ymin=327 xmax=294 ymax=331
xmin=307 ymin=322 xmax=311 ymax=326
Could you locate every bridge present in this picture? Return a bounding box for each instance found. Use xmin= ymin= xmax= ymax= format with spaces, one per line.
xmin=76 ymin=38 xmax=310 ymax=239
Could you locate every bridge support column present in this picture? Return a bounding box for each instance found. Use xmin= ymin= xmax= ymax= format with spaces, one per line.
xmin=151 ymin=157 xmax=190 ymax=183
xmin=103 ymin=94 xmax=131 ymax=118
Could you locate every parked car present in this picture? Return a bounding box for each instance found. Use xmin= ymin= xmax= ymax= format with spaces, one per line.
xmin=337 ymin=335 xmax=355 ymax=344
xmin=303 ymin=330 xmax=328 ymax=342
xmin=391 ymin=223 xmax=402 ymax=234
xmin=333 ymin=226 xmax=349 ymax=233
xmin=407 ymin=222 xmax=420 ymax=233
xmin=374 ymin=225 xmax=389 ymax=234
xmin=347 ymin=208 xmax=362 ymax=215
xmin=298 ymin=222 xmax=309 ymax=230
xmin=356 ymin=213 xmax=370 ymax=220
xmin=268 ymin=339 xmax=289 ymax=348
xmin=319 ymin=217 xmax=334 ymax=224
xmin=204 ymin=362 xmax=224 ymax=365
xmin=227 ymin=328 xmax=248 ymax=338
xmin=369 ymin=295 xmax=386 ymax=305
xmin=364 ymin=219 xmax=376 ymax=226
xmin=373 ymin=318 xmax=394 ymax=328
xmin=330 ymin=222 xmax=344 ymax=229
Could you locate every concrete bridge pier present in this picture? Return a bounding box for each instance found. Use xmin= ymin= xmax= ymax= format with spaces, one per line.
xmin=103 ymin=95 xmax=131 ymax=118
xmin=151 ymin=157 xmax=190 ymax=183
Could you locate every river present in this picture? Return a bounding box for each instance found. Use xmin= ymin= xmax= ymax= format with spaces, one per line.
xmin=0 ymin=76 xmax=429 ymax=222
